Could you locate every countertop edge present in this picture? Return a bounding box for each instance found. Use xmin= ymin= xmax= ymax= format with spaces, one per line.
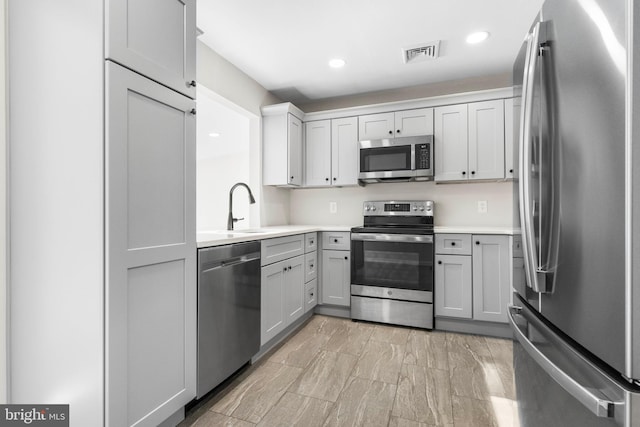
xmin=197 ymin=225 xmax=355 ymax=248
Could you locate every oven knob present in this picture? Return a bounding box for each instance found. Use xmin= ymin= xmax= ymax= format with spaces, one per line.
xmin=420 ymin=206 xmax=425 ymax=211
xmin=413 ymin=206 xmax=418 ymax=211
xmin=365 ymin=205 xmax=371 ymax=211
xmin=371 ymin=206 xmax=377 ymax=211
xmin=387 ymin=290 xmax=393 ymax=296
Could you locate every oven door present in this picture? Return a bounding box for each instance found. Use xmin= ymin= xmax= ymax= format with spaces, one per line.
xmin=351 ymin=233 xmax=434 ymax=293
xmin=359 ymin=142 xmax=414 ymax=179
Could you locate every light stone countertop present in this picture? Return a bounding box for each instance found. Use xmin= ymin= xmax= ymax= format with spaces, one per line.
xmin=197 ymin=225 xmax=355 ymax=248
xmin=197 ymin=224 xmax=519 ymax=248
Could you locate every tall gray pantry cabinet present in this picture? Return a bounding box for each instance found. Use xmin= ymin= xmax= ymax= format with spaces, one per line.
xmin=7 ymin=1 xmax=197 ymax=426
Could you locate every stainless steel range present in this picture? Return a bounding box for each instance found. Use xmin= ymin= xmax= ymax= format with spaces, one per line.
xmin=350 ymin=200 xmax=434 ymax=329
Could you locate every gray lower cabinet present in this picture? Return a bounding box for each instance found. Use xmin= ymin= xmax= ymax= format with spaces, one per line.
xmin=472 ymin=235 xmax=511 ymax=322
xmin=435 ymin=254 xmax=472 ymax=318
xmin=260 ymin=234 xmax=306 ymax=346
xmin=435 ymin=233 xmax=511 ymax=324
xmin=321 ymin=249 xmax=351 ymax=306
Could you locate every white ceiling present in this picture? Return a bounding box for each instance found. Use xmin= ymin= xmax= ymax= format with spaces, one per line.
xmin=196 ymin=0 xmax=543 ymax=104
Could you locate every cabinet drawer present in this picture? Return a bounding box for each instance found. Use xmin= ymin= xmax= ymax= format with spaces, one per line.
xmin=261 ymin=234 xmax=305 ymax=266
xmin=305 ymin=279 xmax=318 ymax=313
xmin=322 ymin=231 xmax=350 ymax=251
xmin=435 ymin=234 xmax=472 ymax=255
xmin=305 ymin=251 xmax=317 ymax=282
xmin=305 ymin=232 xmax=318 ymax=253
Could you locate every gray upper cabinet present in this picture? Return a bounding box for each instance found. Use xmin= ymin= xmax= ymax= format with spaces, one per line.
xmin=304 ymin=120 xmax=332 ymax=186
xmin=435 ymin=100 xmax=505 ymax=182
xmin=472 ymin=235 xmax=510 ymax=323
xmin=434 ymin=104 xmax=469 ymax=181
xmin=106 ymin=0 xmax=197 ymax=98
xmin=504 ymin=97 xmax=520 ymax=179
xmin=331 ymin=117 xmax=359 ymax=186
xmin=304 ymin=117 xmax=358 ymax=187
xmin=358 ymin=109 xmax=433 ymax=140
xmin=263 ymin=105 xmax=304 ymax=187
xmin=106 ymin=61 xmax=196 ymax=427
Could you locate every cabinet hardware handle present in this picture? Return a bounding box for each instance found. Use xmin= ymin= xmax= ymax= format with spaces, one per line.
xmin=509 ymin=169 xmax=514 ymax=173
xmin=291 ymin=176 xmax=294 ymax=180
xmin=396 ymin=129 xmax=401 ymax=133
xmin=310 ymin=264 xmax=314 ymax=268
xmin=471 ymin=171 xmax=476 ymax=175
xmin=288 ymin=266 xmax=292 ymax=270
xmin=283 ymin=267 xmax=287 ymax=272
xmin=334 ymin=239 xmax=338 ymax=243
xmin=310 ymin=240 xmax=314 ymax=244
xmin=311 ymin=292 xmax=314 ymax=297
xmin=188 ymin=80 xmax=196 ymax=87
xmin=462 ymin=171 xmax=466 ymax=175
xmin=333 ymin=177 xmax=336 ymax=181
xmin=476 ymin=241 xmax=480 ymax=245
xmin=190 ymin=108 xmax=197 ymax=115
xmin=325 ymin=178 xmax=329 ymax=181
xmin=388 ymin=130 xmax=393 ymax=135
xmin=344 ymin=256 xmax=348 ymax=260
xmin=438 ymin=260 xmax=442 ymax=264
xmin=451 ymin=242 xmax=456 ymax=246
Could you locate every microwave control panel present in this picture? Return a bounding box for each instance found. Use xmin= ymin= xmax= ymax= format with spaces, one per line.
xmin=416 ymin=144 xmax=431 ymax=170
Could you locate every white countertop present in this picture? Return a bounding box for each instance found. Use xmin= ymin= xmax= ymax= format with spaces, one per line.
xmin=197 ymin=224 xmax=518 ymax=248
xmin=197 ymin=225 xmax=354 ymax=248
xmin=434 ymin=226 xmax=518 ymax=235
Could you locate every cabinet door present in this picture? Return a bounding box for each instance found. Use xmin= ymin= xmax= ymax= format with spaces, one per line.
xmin=321 ymin=250 xmax=351 ymax=306
xmin=358 ymin=112 xmax=394 ymax=140
xmin=305 ymin=120 xmax=332 ymax=186
xmin=106 ymin=0 xmax=196 ymax=98
xmin=331 ymin=117 xmax=359 ymax=186
xmin=394 ymin=108 xmax=434 ymax=137
xmin=434 ymin=104 xmax=468 ymax=182
xmin=261 ymin=261 xmax=286 ymax=346
xmin=468 ymin=100 xmax=505 ymax=180
xmin=305 ymin=279 xmax=318 ymax=313
xmin=434 ymin=254 xmax=472 ymax=318
xmin=288 ymin=114 xmax=303 ymax=186
xmin=284 ymin=255 xmax=306 ymax=325
xmin=504 ymin=98 xmax=520 ymax=179
xmin=106 ymin=62 xmax=196 ymax=427
xmin=472 ymin=235 xmax=510 ymax=323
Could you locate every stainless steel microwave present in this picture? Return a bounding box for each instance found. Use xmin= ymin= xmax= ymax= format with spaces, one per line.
xmin=358 ymin=135 xmax=434 ymax=184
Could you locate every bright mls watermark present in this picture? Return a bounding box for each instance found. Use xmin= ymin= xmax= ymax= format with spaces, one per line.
xmin=0 ymin=405 xmax=68 ymax=426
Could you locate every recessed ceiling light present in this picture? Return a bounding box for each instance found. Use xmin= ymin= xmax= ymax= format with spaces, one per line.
xmin=208 ymin=132 xmax=220 ymax=137
xmin=328 ymin=58 xmax=346 ymax=68
xmin=466 ymin=31 xmax=490 ymax=44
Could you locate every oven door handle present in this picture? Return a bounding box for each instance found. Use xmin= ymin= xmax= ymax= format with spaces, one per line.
xmin=350 ymin=233 xmax=433 ymax=243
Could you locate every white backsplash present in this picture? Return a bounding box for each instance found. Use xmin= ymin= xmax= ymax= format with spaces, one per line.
xmin=289 ymin=180 xmax=514 ymax=227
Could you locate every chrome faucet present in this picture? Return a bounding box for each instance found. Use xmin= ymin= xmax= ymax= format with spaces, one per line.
xmin=227 ymin=182 xmax=256 ymax=230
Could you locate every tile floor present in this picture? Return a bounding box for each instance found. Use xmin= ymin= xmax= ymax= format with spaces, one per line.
xmin=180 ymin=315 xmax=518 ymax=427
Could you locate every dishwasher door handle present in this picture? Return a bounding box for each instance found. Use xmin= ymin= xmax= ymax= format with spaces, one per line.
xmin=201 ymin=252 xmax=261 ymax=273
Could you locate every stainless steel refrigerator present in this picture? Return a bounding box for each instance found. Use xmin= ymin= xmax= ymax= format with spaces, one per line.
xmin=510 ymin=0 xmax=640 ymax=425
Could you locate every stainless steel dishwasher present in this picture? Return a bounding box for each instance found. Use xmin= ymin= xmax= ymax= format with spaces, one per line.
xmin=197 ymin=241 xmax=261 ymax=398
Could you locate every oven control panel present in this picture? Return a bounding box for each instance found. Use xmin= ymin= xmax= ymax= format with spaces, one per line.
xmin=363 ymin=200 xmax=434 ymax=216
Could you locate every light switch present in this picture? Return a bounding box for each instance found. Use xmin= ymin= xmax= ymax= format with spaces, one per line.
xmin=329 ymin=202 xmax=337 ymax=214
xmin=478 ymin=200 xmax=488 ymax=214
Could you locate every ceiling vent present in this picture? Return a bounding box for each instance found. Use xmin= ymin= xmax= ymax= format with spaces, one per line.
xmin=402 ymin=41 xmax=441 ymax=64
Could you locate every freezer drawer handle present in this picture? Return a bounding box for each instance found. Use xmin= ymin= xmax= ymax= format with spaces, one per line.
xmin=508 ymin=305 xmax=617 ymax=418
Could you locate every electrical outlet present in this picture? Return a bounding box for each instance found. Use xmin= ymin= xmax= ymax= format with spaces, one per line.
xmin=478 ymin=200 xmax=488 ymax=214
xmin=329 ymin=202 xmax=337 ymax=214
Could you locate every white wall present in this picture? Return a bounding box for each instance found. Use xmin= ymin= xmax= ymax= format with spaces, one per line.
xmin=0 ymin=0 xmax=7 ymax=404
xmin=299 ymin=73 xmax=512 ymax=112
xmin=289 ymin=181 xmax=513 ymax=227
xmin=196 ymin=40 xmax=290 ymax=226
xmin=8 ymin=0 xmax=104 ymax=422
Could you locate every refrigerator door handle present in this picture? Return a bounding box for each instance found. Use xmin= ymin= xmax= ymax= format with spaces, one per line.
xmin=519 ymin=21 xmax=552 ymax=293
xmin=508 ymin=305 xmax=619 ymax=418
